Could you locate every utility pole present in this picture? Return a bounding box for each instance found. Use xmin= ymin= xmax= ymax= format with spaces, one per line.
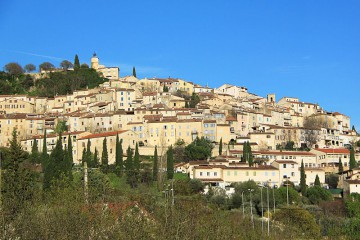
xmin=248 ymin=188 xmax=254 ymax=229
xmin=242 ymin=191 xmax=245 ymax=218
xmin=260 ymin=186 xmax=264 ymax=233
xmin=171 ymin=179 xmax=174 ymax=206
xmin=84 ymin=161 xmax=89 ymax=204
xmin=267 ymin=186 xmax=270 ymax=236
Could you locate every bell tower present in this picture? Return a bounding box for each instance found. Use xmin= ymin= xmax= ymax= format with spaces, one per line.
xmin=90 ymin=52 xmax=99 ymax=70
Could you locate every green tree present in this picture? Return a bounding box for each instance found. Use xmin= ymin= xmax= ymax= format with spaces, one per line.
xmin=326 ymin=174 xmax=339 ymax=189
xmin=81 ymin=63 xmax=89 ymax=68
xmin=184 ymin=137 xmax=213 ymax=161
xmin=74 ymin=54 xmax=80 ymax=69
xmin=39 ymin=62 xmax=55 ymax=71
xmin=248 ymin=142 xmax=253 ymax=167
xmin=300 ymin=160 xmax=307 ymax=195
xmin=167 ymin=145 xmax=174 ymax=179
xmin=314 ymin=174 xmax=321 ymax=186
xmin=163 ymin=85 xmax=169 ymax=92
xmin=101 ymin=137 xmax=108 ymax=173
xmin=67 ymin=135 xmax=73 ymax=166
xmin=132 ymin=66 xmax=137 ymax=78
xmin=219 ymin=137 xmax=223 ymax=156
xmin=306 ymin=186 xmax=332 ymax=204
xmin=153 ymin=146 xmax=158 ymax=181
xmin=4 ymin=62 xmax=24 ymax=76
xmin=115 ymin=135 xmax=123 ymax=176
xmin=338 ymin=158 xmax=344 ymax=172
xmin=41 ymin=131 xmax=49 ymax=168
xmin=24 ymin=63 xmax=36 ymax=73
xmin=86 ymin=139 xmax=92 ymax=166
xmin=134 ymin=142 xmax=140 ymax=174
xmin=242 ymin=141 xmax=248 ymax=162
xmin=350 ymin=147 xmax=356 ymax=170
xmin=2 ymin=129 xmax=34 ymax=215
xmin=30 ymin=138 xmax=40 ymax=164
xmin=55 ymin=121 xmax=67 ymax=134
xmin=93 ymin=147 xmax=99 ymax=167
xmin=60 ymin=60 xmax=73 ymax=70
xmin=125 ymin=146 xmax=137 ymax=187
xmin=284 ymin=141 xmax=295 ymax=150
xmin=189 ymin=93 xmax=200 ymax=108
xmin=185 ymin=101 xmax=189 ymax=108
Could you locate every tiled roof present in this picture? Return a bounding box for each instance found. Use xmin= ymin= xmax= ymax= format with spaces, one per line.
xmin=315 ymin=148 xmax=350 ymax=154
xmin=77 ymin=130 xmax=128 ymax=140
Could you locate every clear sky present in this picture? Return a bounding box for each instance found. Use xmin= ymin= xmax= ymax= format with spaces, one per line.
xmin=1 ymin=1 xmax=359 ymax=128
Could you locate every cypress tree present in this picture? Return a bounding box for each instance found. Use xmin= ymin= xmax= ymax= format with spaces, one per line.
xmin=30 ymin=138 xmax=39 ymax=164
xmin=300 ymin=160 xmax=307 ymax=196
xmin=248 ymin=141 xmax=253 ymax=167
xmin=167 ymin=145 xmax=174 ymax=179
xmin=219 ymin=137 xmax=223 ymax=156
xmin=153 ymin=146 xmax=158 ymax=181
xmin=132 ymin=66 xmax=137 ymax=78
xmin=115 ymin=134 xmax=123 ymax=176
xmin=125 ymin=146 xmax=133 ymax=172
xmin=338 ymin=158 xmax=344 ymax=172
xmin=185 ymin=101 xmax=189 ymax=108
xmin=81 ymin=148 xmax=87 ymax=165
xmin=44 ymin=134 xmax=65 ymax=190
xmin=101 ymin=137 xmax=109 ymax=173
xmin=242 ymin=141 xmax=248 ymax=162
xmin=314 ymin=174 xmax=321 ymax=186
xmin=74 ymin=54 xmax=80 ymax=69
xmin=66 ymin=135 xmax=73 ymax=178
xmin=350 ymin=147 xmax=356 ymax=170
xmin=134 ymin=142 xmax=140 ymax=174
xmin=93 ymin=147 xmax=99 ymax=167
xmin=41 ymin=131 xmax=49 ymax=168
xmin=86 ymin=139 xmax=92 ymax=166
xmin=3 ymin=129 xmax=33 ymax=214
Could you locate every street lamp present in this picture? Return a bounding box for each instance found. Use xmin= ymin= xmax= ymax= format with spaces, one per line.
xmin=248 ymin=188 xmax=254 ymax=228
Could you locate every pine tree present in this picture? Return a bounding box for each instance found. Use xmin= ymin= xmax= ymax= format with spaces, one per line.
xmin=153 ymin=146 xmax=158 ymax=181
xmin=338 ymin=158 xmax=344 ymax=172
xmin=132 ymin=66 xmax=137 ymax=78
xmin=300 ymin=160 xmax=307 ymax=196
xmin=134 ymin=142 xmax=140 ymax=174
xmin=314 ymin=174 xmax=321 ymax=186
xmin=30 ymin=138 xmax=39 ymax=164
xmin=219 ymin=137 xmax=223 ymax=156
xmin=248 ymin=141 xmax=253 ymax=167
xmin=93 ymin=147 xmax=99 ymax=168
xmin=115 ymin=135 xmax=123 ymax=176
xmin=101 ymin=137 xmax=109 ymax=173
xmin=167 ymin=145 xmax=174 ymax=179
xmin=350 ymin=147 xmax=357 ymax=170
xmin=74 ymin=54 xmax=80 ymax=69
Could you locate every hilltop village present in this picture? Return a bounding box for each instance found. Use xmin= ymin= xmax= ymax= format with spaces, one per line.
xmin=1 ymin=54 xmax=360 ymax=195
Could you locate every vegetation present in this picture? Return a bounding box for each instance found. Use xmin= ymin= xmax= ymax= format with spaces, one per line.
xmin=349 ymin=147 xmax=356 ymax=170
xmin=300 ymin=160 xmax=307 ymax=196
xmin=184 ymin=137 xmax=213 ymax=161
xmin=166 ymin=145 xmax=174 ymax=179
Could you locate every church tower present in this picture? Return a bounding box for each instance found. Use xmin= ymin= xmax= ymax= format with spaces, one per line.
xmin=90 ymin=52 xmax=99 ymax=70
xmin=267 ymin=93 xmax=276 ymax=104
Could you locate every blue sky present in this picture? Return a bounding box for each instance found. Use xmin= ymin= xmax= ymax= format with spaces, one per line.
xmin=1 ymin=1 xmax=359 ymax=128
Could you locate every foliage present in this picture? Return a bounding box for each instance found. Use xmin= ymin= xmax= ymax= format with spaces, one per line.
xmin=60 ymin=60 xmax=73 ymax=70
xmin=153 ymin=146 xmax=158 ymax=181
xmin=184 ymin=137 xmax=213 ymax=161
xmin=189 ymin=93 xmax=200 ymax=108
xmin=132 ymin=66 xmax=136 ymax=78
xmin=163 ymin=85 xmax=169 ymax=92
xmin=74 ymin=54 xmax=80 ymax=69
xmin=303 ymin=116 xmax=324 ymax=148
xmin=273 ymin=206 xmax=321 ymax=239
xmin=314 ymin=174 xmax=321 ymax=186
xmin=173 ymin=138 xmax=186 ymax=163
xmin=115 ymin=135 xmax=123 ymax=176
xmin=300 ymin=160 xmax=307 ymax=196
xmin=326 ymin=174 xmax=339 ymax=189
xmin=284 ymin=141 xmax=295 ymax=150
xmin=306 ymin=186 xmax=332 ymax=204
xmin=134 ymin=143 xmax=140 ymax=175
xmin=81 ymin=63 xmax=89 ymax=68
xmin=167 ymin=145 xmax=174 ymax=179
xmin=345 ymin=193 xmax=360 ymax=218
xmin=338 ymin=158 xmax=344 ymax=172
xmin=30 ymin=138 xmax=40 ymax=164
xmin=33 ymin=68 xmax=107 ymax=97
xmin=39 ymin=62 xmax=55 ymax=71
xmin=4 ymin=62 xmax=24 ymax=76
xmin=101 ymin=138 xmax=109 ymax=173
xmin=24 ymin=63 xmax=36 ymax=73
xmin=55 ymin=120 xmax=67 ymax=134
xmin=219 ymin=137 xmax=223 ymax=156
xmin=350 ymin=147 xmax=356 ymax=170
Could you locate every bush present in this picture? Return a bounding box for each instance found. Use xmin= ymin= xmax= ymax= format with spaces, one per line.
xmin=306 ymin=186 xmax=333 ymax=204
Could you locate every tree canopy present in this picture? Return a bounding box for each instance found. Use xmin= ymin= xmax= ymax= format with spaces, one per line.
xmin=184 ymin=137 xmax=213 ymax=161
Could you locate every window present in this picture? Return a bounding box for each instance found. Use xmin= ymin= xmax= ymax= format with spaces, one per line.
xmin=291 ymin=172 xmax=295 ymax=177
xmin=200 ymin=172 xmax=203 ymax=176
xmin=214 ymin=172 xmax=217 ymax=177
xmin=207 ymin=172 xmax=210 ymax=176
xmin=283 ymin=164 xmax=286 ymax=168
